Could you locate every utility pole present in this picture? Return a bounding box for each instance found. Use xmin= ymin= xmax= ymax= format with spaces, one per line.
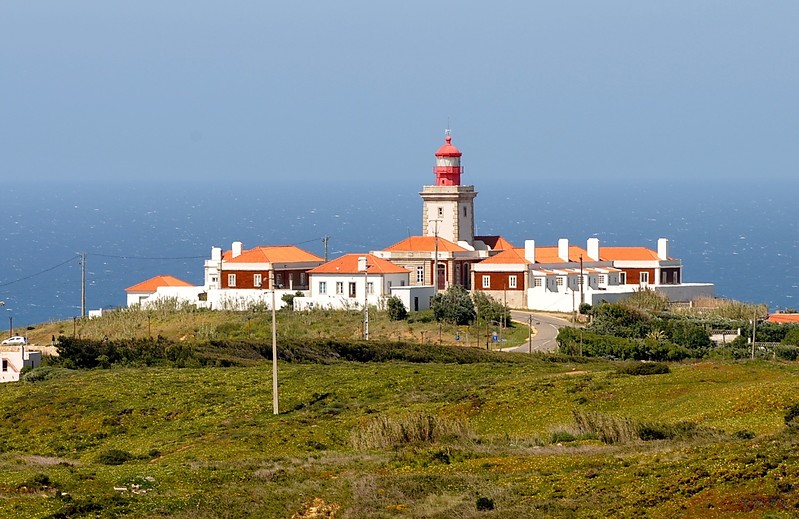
xmin=751 ymin=308 xmax=757 ymax=360
xmin=80 ymin=252 xmax=86 ymax=318
xmin=579 ymin=255 xmax=585 ymax=306
xmin=270 ymin=270 xmax=279 ymax=414
xmin=528 ymin=314 xmax=532 ymax=354
xmin=359 ymin=257 xmax=370 ymax=340
xmin=322 ymin=235 xmax=329 ymax=262
xmin=432 ymin=219 xmax=442 ymax=295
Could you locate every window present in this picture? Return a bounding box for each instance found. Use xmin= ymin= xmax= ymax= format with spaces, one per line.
xmin=482 ymin=275 xmax=490 ymax=289
xmin=319 ymin=281 xmax=327 ymax=294
xmin=254 ymin=274 xmax=262 ymax=287
xmin=640 ymin=272 xmax=649 ymax=284
xmin=228 ymin=274 xmax=236 ymax=287
xmin=508 ymin=275 xmax=517 ymax=289
xmin=300 ymin=273 xmax=306 ymax=285
xmin=463 ymin=206 xmax=467 ymax=217
xmin=534 ymin=278 xmax=543 ymax=287
xmin=416 ymin=266 xmax=424 ymax=284
xmin=438 ymin=207 xmax=443 ymax=217
xmin=348 ymin=282 xmax=357 ymax=298
xmin=367 ymin=282 xmax=374 ymax=295
xmin=598 ymin=274 xmax=606 ymax=284
xmin=619 ymin=272 xmax=627 ymax=284
xmin=276 ymin=273 xmax=283 ymax=288
xmin=556 ymin=277 xmax=564 ymax=286
xmin=335 ymin=282 xmax=344 ymax=295
xmin=2 ymin=359 xmax=7 ymax=372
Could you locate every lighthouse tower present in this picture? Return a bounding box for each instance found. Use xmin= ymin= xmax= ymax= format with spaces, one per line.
xmin=421 ymin=131 xmax=477 ymax=245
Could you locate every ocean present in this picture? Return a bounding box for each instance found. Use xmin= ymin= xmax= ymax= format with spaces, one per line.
xmin=2 ymin=177 xmax=798 ymax=328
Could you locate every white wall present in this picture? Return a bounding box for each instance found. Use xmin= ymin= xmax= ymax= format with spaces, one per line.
xmin=1 ymin=348 xmax=41 ymax=383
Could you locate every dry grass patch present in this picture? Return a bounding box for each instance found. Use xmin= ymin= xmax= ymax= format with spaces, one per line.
xmin=351 ymin=411 xmax=474 ymax=451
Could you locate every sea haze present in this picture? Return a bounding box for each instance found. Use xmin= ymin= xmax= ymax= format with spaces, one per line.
xmin=2 ymin=177 xmax=797 ymax=328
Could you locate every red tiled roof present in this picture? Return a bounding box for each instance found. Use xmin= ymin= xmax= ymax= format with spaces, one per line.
xmin=479 ymin=248 xmax=529 ymax=265
xmin=534 ymin=246 xmax=589 ymax=263
xmin=475 ymin=235 xmax=515 ymax=250
xmin=767 ymin=314 xmax=799 ymax=324
xmin=308 ymin=254 xmax=410 ymax=275
xmin=224 ymin=245 xmax=324 ymax=264
xmin=600 ymin=247 xmax=660 ymax=261
xmin=383 ymin=236 xmax=466 ymax=253
xmin=126 ymin=275 xmax=194 ymax=292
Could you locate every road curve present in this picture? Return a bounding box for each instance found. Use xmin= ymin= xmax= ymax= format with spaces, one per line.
xmin=504 ymin=311 xmax=572 ymax=354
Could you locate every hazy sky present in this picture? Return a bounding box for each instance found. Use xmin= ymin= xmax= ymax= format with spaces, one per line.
xmin=3 ymin=2 xmax=798 ymax=184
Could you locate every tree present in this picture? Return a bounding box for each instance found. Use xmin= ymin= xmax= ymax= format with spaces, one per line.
xmin=473 ymin=291 xmax=510 ymax=326
xmin=431 ymin=285 xmax=475 ymax=325
xmin=281 ymin=291 xmax=304 ymax=310
xmin=386 ymin=295 xmax=408 ymax=321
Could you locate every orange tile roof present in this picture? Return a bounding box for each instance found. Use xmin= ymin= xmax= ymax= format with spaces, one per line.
xmin=599 ymin=247 xmax=660 ymax=261
xmin=479 ymin=248 xmax=529 ymax=265
xmin=767 ymin=314 xmax=799 ymax=324
xmin=126 ymin=275 xmax=194 ymax=292
xmin=475 ymin=235 xmax=515 ymax=250
xmin=308 ymin=254 xmax=410 ymax=275
xmin=534 ymin=246 xmax=589 ymax=263
xmin=224 ymin=245 xmax=324 ymax=264
xmin=383 ymin=236 xmax=467 ymax=253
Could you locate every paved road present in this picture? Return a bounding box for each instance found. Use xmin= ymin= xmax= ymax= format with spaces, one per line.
xmin=503 ymin=311 xmax=572 ymax=353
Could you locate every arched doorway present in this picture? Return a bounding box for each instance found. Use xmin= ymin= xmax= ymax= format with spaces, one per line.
xmin=437 ymin=262 xmax=447 ymax=290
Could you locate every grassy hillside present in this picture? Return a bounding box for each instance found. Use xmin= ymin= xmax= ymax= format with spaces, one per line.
xmin=23 ymin=306 xmax=531 ymax=351
xmin=2 ymin=356 xmax=799 ymax=517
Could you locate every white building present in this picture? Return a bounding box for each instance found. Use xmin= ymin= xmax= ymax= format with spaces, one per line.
xmin=473 ymin=237 xmax=714 ymax=312
xmin=1 ymin=346 xmax=41 ymax=383
xmin=125 ymin=243 xmax=326 ymax=311
xmin=296 ymin=253 xmax=412 ymax=310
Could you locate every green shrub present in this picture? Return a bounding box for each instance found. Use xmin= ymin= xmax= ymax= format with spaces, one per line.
xmin=22 ymin=366 xmax=75 ymax=382
xmin=476 ymin=496 xmax=495 ymax=511
xmin=386 ymin=295 xmax=408 ymax=321
xmin=617 ymin=362 xmax=671 ymax=376
xmin=785 ymin=404 xmax=799 ymax=428
xmin=95 ymin=449 xmax=134 ymax=465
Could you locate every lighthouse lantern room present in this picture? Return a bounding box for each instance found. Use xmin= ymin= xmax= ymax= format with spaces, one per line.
xmin=434 ymin=131 xmax=463 ymax=186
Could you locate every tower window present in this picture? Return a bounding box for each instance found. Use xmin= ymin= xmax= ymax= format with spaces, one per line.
xmin=463 ymin=207 xmax=467 ymax=217
xmin=438 ymin=207 xmax=443 ymax=217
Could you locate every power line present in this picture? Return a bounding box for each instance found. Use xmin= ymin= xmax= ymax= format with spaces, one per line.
xmin=89 ymin=253 xmax=207 ymax=260
xmin=0 ymin=255 xmax=81 ymax=289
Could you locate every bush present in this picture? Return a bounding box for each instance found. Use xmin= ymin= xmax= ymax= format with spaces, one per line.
xmin=431 ymin=285 xmax=475 ymax=325
xmin=617 ymin=362 xmax=671 ymax=376
xmin=785 ymin=403 xmax=799 ymax=428
xmin=386 ymin=295 xmax=408 ymax=321
xmin=475 ymin=497 xmax=495 ymax=511
xmin=95 ymin=449 xmax=134 ymax=465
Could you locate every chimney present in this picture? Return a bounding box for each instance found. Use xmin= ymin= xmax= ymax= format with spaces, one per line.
xmin=232 ymin=241 xmax=243 ymax=259
xmin=358 ymin=256 xmax=368 ymax=272
xmin=524 ymin=240 xmax=536 ymax=263
xmin=211 ymin=247 xmax=222 ymax=262
xmin=558 ymin=238 xmax=569 ymax=262
xmin=657 ymin=238 xmax=669 ymax=260
xmin=587 ymin=238 xmax=600 ymax=261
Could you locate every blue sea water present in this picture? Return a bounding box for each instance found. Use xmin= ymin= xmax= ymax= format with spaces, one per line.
xmin=2 ymin=177 xmax=798 ymax=328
